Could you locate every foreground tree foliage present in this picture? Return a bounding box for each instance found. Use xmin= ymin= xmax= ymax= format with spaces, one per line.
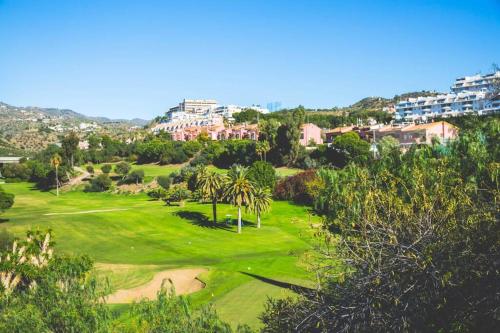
xmin=261 ymin=119 xmax=500 ymax=332
xmin=0 ymin=231 xmax=251 ymax=332
xmin=124 ymin=287 xmax=252 ymax=333
xmin=0 ymin=230 xmax=110 ymax=332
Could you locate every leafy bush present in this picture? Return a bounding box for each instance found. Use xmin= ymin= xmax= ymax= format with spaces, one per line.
xmin=248 ymin=161 xmax=277 ymax=190
xmin=147 ymin=187 xmax=166 ymax=200
xmin=127 ymin=153 xmax=138 ymax=163
xmin=114 ymin=161 xmax=131 ymax=178
xmin=1 ymin=163 xmax=31 ymax=180
xmin=213 ymin=140 xmax=257 ymax=168
xmin=101 ymin=164 xmax=112 ymax=174
xmin=328 ymin=131 xmax=371 ymax=168
xmin=126 ymin=169 xmax=145 ymax=185
xmin=163 ymin=184 xmax=191 ymax=205
xmin=273 ymin=170 xmax=317 ymax=204
xmin=0 ymin=231 xmax=110 ymax=332
xmin=85 ymin=174 xmax=112 ymax=192
xmin=182 ymin=140 xmax=202 ymax=157
xmin=86 ymin=165 xmax=94 ymax=174
xmin=156 ymin=175 xmax=171 ymax=190
xmin=0 ymin=186 xmax=14 ymax=213
xmin=129 ymin=287 xmax=252 ymax=333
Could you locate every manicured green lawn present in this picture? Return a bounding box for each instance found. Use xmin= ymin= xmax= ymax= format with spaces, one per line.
xmin=0 ymin=182 xmax=318 ymax=329
xmin=88 ymin=162 xmax=300 ymax=182
xmin=275 ymin=167 xmax=302 ymax=177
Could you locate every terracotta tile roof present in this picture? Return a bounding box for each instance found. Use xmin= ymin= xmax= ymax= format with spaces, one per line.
xmin=401 ymin=121 xmax=457 ymax=132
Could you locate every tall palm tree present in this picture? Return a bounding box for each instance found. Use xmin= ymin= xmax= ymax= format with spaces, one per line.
xmin=197 ymin=171 xmax=227 ymax=223
xmin=248 ymin=187 xmax=272 ymax=228
xmin=224 ymin=165 xmax=255 ymax=234
xmin=50 ymin=153 xmax=62 ymax=197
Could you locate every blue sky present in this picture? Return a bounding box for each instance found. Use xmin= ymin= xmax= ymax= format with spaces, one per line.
xmin=0 ymin=0 xmax=499 ymax=119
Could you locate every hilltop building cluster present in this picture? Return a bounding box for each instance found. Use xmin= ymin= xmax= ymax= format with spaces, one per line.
xmin=395 ymin=71 xmax=500 ymax=122
xmin=149 ymin=71 xmax=497 ymax=149
xmin=152 ymin=98 xmax=270 ymax=140
xmin=159 ymin=99 xmax=269 ymax=127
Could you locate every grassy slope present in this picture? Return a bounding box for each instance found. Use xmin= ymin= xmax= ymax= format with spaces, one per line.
xmin=0 ymin=182 xmax=317 ymax=329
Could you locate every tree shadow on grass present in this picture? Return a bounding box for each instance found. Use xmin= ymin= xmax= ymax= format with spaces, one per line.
xmin=29 ymin=185 xmax=52 ymax=193
xmin=239 ymin=271 xmax=315 ymax=295
xmin=174 ymin=210 xmax=235 ymax=232
xmin=0 ymin=218 xmax=10 ymax=223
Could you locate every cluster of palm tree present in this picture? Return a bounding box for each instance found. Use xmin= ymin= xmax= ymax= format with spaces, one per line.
xmin=196 ymin=165 xmax=272 ymax=234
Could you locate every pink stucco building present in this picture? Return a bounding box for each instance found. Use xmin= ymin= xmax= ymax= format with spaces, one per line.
xmin=300 ymin=123 xmax=323 ymax=146
xmin=168 ymin=123 xmax=259 ymax=142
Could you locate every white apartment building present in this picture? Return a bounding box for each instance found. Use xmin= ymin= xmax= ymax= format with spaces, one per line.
xmin=168 ymin=99 xmax=218 ymax=114
xmin=396 ymin=71 xmax=499 ymax=122
xmin=158 ymin=98 xmax=271 ymax=132
xmin=451 ymin=72 xmax=500 ymax=93
xmin=214 ymin=105 xmax=242 ymax=120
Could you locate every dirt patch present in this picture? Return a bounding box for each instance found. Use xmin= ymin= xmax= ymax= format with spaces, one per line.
xmin=114 ymin=180 xmax=158 ymax=194
xmin=105 ymin=267 xmax=208 ymax=304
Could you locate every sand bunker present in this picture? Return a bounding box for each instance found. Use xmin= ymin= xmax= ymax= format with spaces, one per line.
xmin=106 ymin=267 xmax=207 ymax=304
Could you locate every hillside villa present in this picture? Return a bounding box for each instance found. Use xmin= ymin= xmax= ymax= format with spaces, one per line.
xmin=300 ymin=123 xmax=323 ymax=146
xmin=374 ymin=121 xmax=458 ymax=147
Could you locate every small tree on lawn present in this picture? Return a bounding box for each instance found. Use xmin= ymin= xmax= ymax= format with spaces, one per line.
xmin=115 ymin=162 xmax=131 ymax=180
xmin=224 ymin=165 xmax=255 ymax=234
xmin=156 ymin=175 xmax=171 ymax=190
xmin=197 ymin=171 xmax=227 ymax=224
xmin=85 ymin=174 xmax=112 ymax=192
xmin=128 ymin=169 xmax=145 ymax=185
xmin=50 ymin=153 xmax=62 ymax=196
xmin=101 ymin=164 xmax=112 ymax=174
xmin=248 ymin=187 xmax=272 ymax=229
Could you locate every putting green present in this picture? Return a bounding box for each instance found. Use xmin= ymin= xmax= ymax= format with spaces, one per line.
xmin=0 ymin=182 xmax=318 ymax=328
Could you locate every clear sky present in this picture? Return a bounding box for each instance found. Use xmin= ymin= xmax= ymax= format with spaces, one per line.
xmin=0 ymin=0 xmax=499 ymax=119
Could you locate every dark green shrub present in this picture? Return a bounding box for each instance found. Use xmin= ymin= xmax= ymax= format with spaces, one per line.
xmin=157 ymin=175 xmax=171 ymax=190
xmin=86 ymin=165 xmax=94 ymax=174
xmin=1 ymin=163 xmax=31 ymax=180
xmin=101 ymin=164 xmax=112 ymax=174
xmin=114 ymin=161 xmax=131 ymax=178
xmin=127 ymin=169 xmax=145 ymax=185
xmin=85 ymin=174 xmax=112 ymax=192
xmin=248 ymin=161 xmax=277 ymax=190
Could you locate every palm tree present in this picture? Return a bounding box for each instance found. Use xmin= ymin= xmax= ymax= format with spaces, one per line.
xmin=197 ymin=171 xmax=227 ymax=224
xmin=255 ymin=141 xmax=270 ymax=161
xmin=50 ymin=153 xmax=62 ymax=197
xmin=224 ymin=165 xmax=255 ymax=234
xmin=248 ymin=187 xmax=272 ymax=228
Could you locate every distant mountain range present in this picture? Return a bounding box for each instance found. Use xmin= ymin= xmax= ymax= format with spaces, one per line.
xmin=0 ymin=101 xmax=150 ymax=127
